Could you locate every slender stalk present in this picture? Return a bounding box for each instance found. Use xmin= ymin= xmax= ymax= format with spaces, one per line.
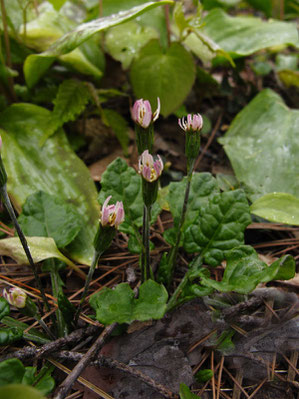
xmin=0 ymin=185 xmax=51 ymax=315
xmin=49 ymin=262 xmax=65 ymax=337
xmin=74 ymin=250 xmax=101 ymax=324
xmin=142 ymin=204 xmax=152 ymax=281
xmin=166 ymin=160 xmax=195 ymax=287
xmin=36 ymin=316 xmax=56 ymax=340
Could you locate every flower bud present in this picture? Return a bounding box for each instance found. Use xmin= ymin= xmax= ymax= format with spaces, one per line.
xmin=178 ymin=114 xmax=203 ymax=132
xmin=178 ymin=114 xmax=203 ymax=172
xmin=100 ymin=196 xmax=125 ymax=229
xmin=3 ymin=287 xmax=27 ymax=308
xmin=131 ymin=98 xmax=160 ymax=129
xmin=138 ymin=150 xmax=163 ymax=183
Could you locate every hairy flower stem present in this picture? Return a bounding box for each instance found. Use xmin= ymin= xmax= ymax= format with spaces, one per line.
xmin=166 ymin=159 xmax=195 ymax=287
xmin=0 ymin=185 xmax=51 ymax=316
xmin=74 ymin=250 xmax=102 ymax=324
xmin=142 ymin=204 xmax=153 ymax=282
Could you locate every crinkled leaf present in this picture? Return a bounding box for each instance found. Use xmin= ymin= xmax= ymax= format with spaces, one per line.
xmin=199 ymin=246 xmax=295 ymax=294
xmin=203 ymin=9 xmax=299 ymax=57
xmin=0 ymin=358 xmax=25 ymax=386
xmin=24 ymin=1 xmax=173 ymax=87
xmin=0 ymin=298 xmax=10 ymax=320
xmin=0 ymin=327 xmax=23 ymax=346
xmin=90 ymin=280 xmax=168 ymax=325
xmin=0 ymin=237 xmax=82 ymax=277
xmin=184 ymin=190 xmax=251 ymax=266
xmin=219 ymin=89 xmax=299 ymax=203
xmin=179 ymin=383 xmax=200 ymax=399
xmin=130 ymin=40 xmax=196 ymax=116
xmin=105 ymin=21 xmax=158 ymax=69
xmin=0 ymin=103 xmax=100 ymax=264
xmin=250 ymin=193 xmax=299 ymax=226
xmin=98 ymin=158 xmax=161 ymax=244
xmin=18 ymin=191 xmax=82 ymax=248
xmin=0 ymin=384 xmax=46 ymax=399
xmin=164 ymin=173 xmax=219 ymax=246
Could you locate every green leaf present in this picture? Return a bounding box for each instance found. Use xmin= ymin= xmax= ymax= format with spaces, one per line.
xmin=179 ymin=383 xmax=200 ymax=399
xmin=22 ymin=367 xmax=36 ymax=386
xmin=202 ymin=9 xmax=299 ymax=57
xmin=0 ymin=237 xmax=80 ymax=274
xmin=105 ymin=21 xmax=158 ymax=69
xmin=195 ymin=369 xmax=213 ymax=383
xmin=276 ymin=54 xmax=298 ymax=71
xmin=0 ymin=103 xmax=100 ymax=264
xmin=1 ymin=316 xmax=50 ymax=345
xmin=0 ymin=384 xmax=46 ymax=399
xmin=164 ymin=173 xmax=219 ymax=246
xmin=199 ymin=246 xmax=295 ymax=294
xmin=219 ymin=89 xmax=299 ymax=202
xmin=0 ymin=298 xmax=10 ymax=320
xmin=130 ymin=40 xmax=196 ymax=117
xmin=278 ymin=70 xmax=299 ymax=88
xmin=33 ymin=364 xmax=55 ymax=396
xmin=0 ymin=327 xmax=23 ymax=346
xmin=41 ymin=79 xmax=91 ymax=144
xmin=99 ymin=157 xmax=161 ymax=239
xmin=47 ymin=0 xmax=67 ymax=11
xmin=18 ymin=191 xmax=82 ymax=248
xmin=24 ymin=1 xmax=173 ymax=87
xmin=90 ymin=279 xmax=168 ymax=325
xmin=0 ymin=359 xmax=25 ymax=386
xmin=250 ymin=193 xmax=299 ymax=226
xmin=184 ymin=190 xmax=251 ymax=266
xmin=103 ymin=109 xmax=130 ymax=155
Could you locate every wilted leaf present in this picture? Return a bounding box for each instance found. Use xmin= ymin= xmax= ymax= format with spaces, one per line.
xmin=199 ymin=246 xmax=295 ymax=294
xmin=219 ymin=89 xmax=299 ymax=203
xmin=130 ymin=40 xmax=196 ymax=116
xmin=90 ymin=280 xmax=168 ymax=325
xmin=0 ymin=103 xmax=100 ymax=264
xmin=24 ymin=1 xmax=173 ymax=87
xmin=250 ymin=193 xmax=299 ymax=226
xmin=184 ymin=190 xmax=251 ymax=266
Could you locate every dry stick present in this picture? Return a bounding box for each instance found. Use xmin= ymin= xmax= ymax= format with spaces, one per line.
xmin=216 ymin=357 xmax=225 ymax=399
xmin=54 ymin=323 xmax=117 ymax=399
xmin=0 ymin=186 xmax=52 ymax=317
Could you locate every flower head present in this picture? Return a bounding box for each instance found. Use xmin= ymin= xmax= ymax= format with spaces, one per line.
xmin=3 ymin=287 xmax=27 ymax=308
xmin=100 ymin=196 xmax=124 ymax=229
xmin=138 ymin=150 xmax=163 ymax=183
xmin=131 ymin=98 xmax=160 ymax=128
xmin=178 ymin=113 xmax=203 ymax=132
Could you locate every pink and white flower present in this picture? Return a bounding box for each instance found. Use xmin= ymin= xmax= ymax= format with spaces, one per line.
xmin=131 ymin=98 xmax=160 ymax=128
xmin=3 ymin=287 xmax=27 ymax=308
xmin=100 ymin=196 xmax=125 ymax=229
xmin=138 ymin=150 xmax=163 ymax=182
xmin=178 ymin=113 xmax=203 ymax=132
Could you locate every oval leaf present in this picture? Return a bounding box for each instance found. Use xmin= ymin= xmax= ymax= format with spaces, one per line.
xmin=0 ymin=359 xmax=25 ymax=386
xmin=130 ymin=40 xmax=196 ymax=116
xmin=250 ymin=192 xmax=299 ymax=225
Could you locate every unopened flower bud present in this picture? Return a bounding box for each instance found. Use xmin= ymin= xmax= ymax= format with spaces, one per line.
xmin=178 ymin=114 xmax=203 ymax=132
xmin=178 ymin=114 xmax=203 ymax=172
xmin=3 ymin=287 xmax=27 ymax=308
xmin=138 ymin=150 xmax=163 ymax=183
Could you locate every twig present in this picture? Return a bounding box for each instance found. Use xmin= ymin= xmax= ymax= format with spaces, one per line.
xmin=54 ymin=323 xmax=117 ymax=399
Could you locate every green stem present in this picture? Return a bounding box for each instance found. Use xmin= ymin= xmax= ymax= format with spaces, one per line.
xmin=0 ymin=185 xmax=51 ymax=315
xmin=142 ymin=204 xmax=153 ymax=281
xmin=74 ymin=249 xmax=102 ymax=324
xmin=166 ymin=159 xmax=195 ymax=287
xmin=49 ymin=263 xmax=65 ymax=337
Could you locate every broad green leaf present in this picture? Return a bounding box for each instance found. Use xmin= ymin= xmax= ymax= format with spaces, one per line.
xmin=250 ymin=193 xmax=299 ymax=226
xmin=0 ymin=327 xmax=23 ymax=346
xmin=130 ymin=40 xmax=196 ymax=116
xmin=98 ymin=157 xmax=161 ymax=235
xmin=90 ymin=279 xmax=168 ymax=325
xmin=0 ymin=103 xmax=100 ymax=264
xmin=164 ymin=173 xmax=219 ymax=246
xmin=48 ymin=0 xmax=67 ymax=11
xmin=0 ymin=237 xmax=83 ymax=277
xmin=18 ymin=191 xmax=82 ymax=248
xmin=0 ymin=384 xmax=46 ymax=399
xmin=202 ymin=9 xmax=299 ymax=57
xmin=21 ymin=4 xmax=103 ymax=87
xmin=0 ymin=359 xmax=25 ymax=386
xmin=105 ymin=21 xmax=158 ymax=69
xmin=0 ymin=298 xmax=9 ymax=320
xmin=103 ymin=109 xmax=130 ymax=155
xmin=184 ymin=190 xmax=251 ymax=266
xmin=179 ymin=383 xmax=200 ymax=399
xmin=199 ymin=246 xmax=295 ymax=294
xmin=24 ymin=1 xmax=173 ymax=87
xmin=219 ymin=89 xmax=299 ymax=202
